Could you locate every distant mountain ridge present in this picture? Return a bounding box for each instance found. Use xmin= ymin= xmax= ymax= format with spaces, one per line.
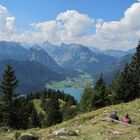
xmin=42 ymin=41 xmax=135 ymax=83
xmin=29 ymin=45 xmax=64 ymax=73
xmin=103 ymin=49 xmax=127 ymax=58
xmin=0 ymin=41 xmax=28 ymax=61
xmin=0 ymin=41 xmax=64 ymax=73
xmin=0 ymin=40 xmax=135 ymax=92
xmin=103 ymin=48 xmax=135 ymax=58
xmin=42 ymin=43 xmax=118 ymax=77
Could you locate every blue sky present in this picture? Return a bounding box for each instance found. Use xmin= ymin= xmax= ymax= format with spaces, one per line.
xmin=0 ymin=0 xmax=140 ymax=50
xmin=0 ymin=0 xmax=137 ymax=29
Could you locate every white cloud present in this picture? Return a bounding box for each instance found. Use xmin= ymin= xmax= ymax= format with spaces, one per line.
xmin=56 ymin=10 xmax=93 ymax=37
xmin=82 ymin=1 xmax=140 ymax=50
xmin=6 ymin=16 xmax=15 ymax=31
xmin=0 ymin=2 xmax=140 ymax=50
xmin=0 ymin=5 xmax=15 ymax=36
xmin=31 ymin=10 xmax=94 ymax=44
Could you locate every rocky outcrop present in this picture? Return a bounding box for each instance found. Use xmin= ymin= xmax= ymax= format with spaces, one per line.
xmin=48 ymin=128 xmax=78 ymax=137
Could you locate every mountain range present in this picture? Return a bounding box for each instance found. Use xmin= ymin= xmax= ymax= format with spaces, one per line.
xmin=41 ymin=42 xmax=135 ymax=82
xmin=103 ymin=48 xmax=135 ymax=58
xmin=0 ymin=40 xmax=135 ymax=93
xmin=47 ymin=43 xmax=117 ymax=76
xmin=0 ymin=59 xmax=65 ymax=93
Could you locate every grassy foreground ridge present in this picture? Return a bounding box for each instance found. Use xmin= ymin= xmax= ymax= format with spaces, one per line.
xmin=1 ymin=98 xmax=140 ymax=140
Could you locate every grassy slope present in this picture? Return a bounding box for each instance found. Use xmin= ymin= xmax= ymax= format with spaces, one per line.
xmin=1 ymin=99 xmax=140 ymax=140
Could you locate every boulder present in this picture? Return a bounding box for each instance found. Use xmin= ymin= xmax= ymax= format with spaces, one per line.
xmin=112 ymin=131 xmax=120 ymax=135
xmin=134 ymin=137 xmax=140 ymax=140
xmin=20 ymin=133 xmax=38 ymax=140
xmin=48 ymin=128 xmax=78 ymax=136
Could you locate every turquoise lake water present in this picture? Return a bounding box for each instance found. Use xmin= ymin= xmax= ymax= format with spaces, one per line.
xmin=55 ymin=87 xmax=84 ymax=102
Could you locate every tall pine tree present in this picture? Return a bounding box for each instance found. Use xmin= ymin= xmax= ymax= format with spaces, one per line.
xmin=43 ymin=98 xmax=62 ymax=126
xmin=92 ymin=73 xmax=108 ymax=108
xmin=129 ymin=41 xmax=140 ymax=98
xmin=11 ymin=96 xmax=29 ymax=129
xmin=111 ymin=63 xmax=134 ymax=103
xmin=80 ymin=84 xmax=94 ymax=112
xmin=0 ymin=65 xmax=18 ymax=127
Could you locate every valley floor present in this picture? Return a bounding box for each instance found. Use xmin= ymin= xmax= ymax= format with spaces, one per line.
xmin=47 ymin=73 xmax=94 ymax=88
xmin=1 ymin=99 xmax=140 ymax=140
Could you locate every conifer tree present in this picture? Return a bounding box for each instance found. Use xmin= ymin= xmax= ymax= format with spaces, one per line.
xmin=27 ymin=101 xmax=39 ymax=128
xmin=0 ymin=65 xmax=18 ymax=127
xmin=30 ymin=105 xmax=39 ymax=128
xmin=79 ymin=84 xmax=94 ymax=112
xmin=129 ymin=41 xmax=140 ymax=98
xmin=12 ymin=96 xmax=29 ymax=129
xmin=40 ymin=91 xmax=46 ymax=108
xmin=108 ymin=72 xmax=122 ymax=104
xmin=43 ymin=98 xmax=62 ymax=126
xmin=62 ymin=104 xmax=77 ymax=121
xmin=92 ymin=73 xmax=108 ymax=108
xmin=111 ymin=63 xmax=134 ymax=103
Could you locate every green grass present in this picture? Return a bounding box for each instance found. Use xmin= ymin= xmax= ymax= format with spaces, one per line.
xmin=1 ymin=99 xmax=140 ymax=140
xmin=33 ymin=99 xmax=42 ymax=112
xmin=33 ymin=99 xmax=47 ymax=115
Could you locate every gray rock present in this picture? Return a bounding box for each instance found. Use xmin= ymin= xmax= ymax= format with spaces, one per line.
xmin=134 ymin=137 xmax=140 ymax=140
xmin=112 ymin=131 xmax=120 ymax=135
xmin=90 ymin=119 xmax=98 ymax=124
xmin=48 ymin=128 xmax=78 ymax=136
xmin=20 ymin=134 xmax=38 ymax=140
xmin=75 ymin=129 xmax=80 ymax=134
